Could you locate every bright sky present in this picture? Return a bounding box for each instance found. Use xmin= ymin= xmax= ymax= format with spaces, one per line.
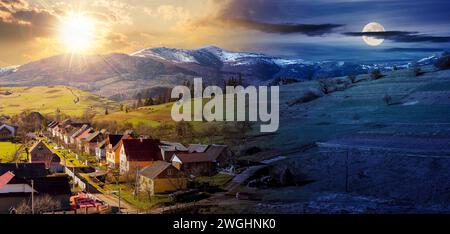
xmin=1 ymin=0 xmax=449 ymax=65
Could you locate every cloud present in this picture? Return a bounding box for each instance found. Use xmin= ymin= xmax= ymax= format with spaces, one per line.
xmin=91 ymin=0 xmax=134 ymax=25
xmin=0 ymin=0 xmax=58 ymax=42
xmin=343 ymin=31 xmax=450 ymax=43
xmin=384 ymin=47 xmax=446 ymax=52
xmin=188 ymin=0 xmax=343 ymax=36
xmin=219 ymin=18 xmax=342 ymax=36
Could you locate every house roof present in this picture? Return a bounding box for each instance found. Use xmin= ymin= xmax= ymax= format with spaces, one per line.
xmin=161 ymin=141 xmax=188 ymax=151
xmin=0 ymin=163 xmax=47 ymax=179
xmin=76 ymin=128 xmax=93 ymax=140
xmin=112 ymin=135 xmax=132 ymax=151
xmin=29 ymin=140 xmax=50 ymax=153
xmin=59 ymin=119 xmax=72 ymax=126
xmin=108 ymin=134 xmax=124 ymax=148
xmin=187 ymin=144 xmax=209 ymax=153
xmin=0 ymin=171 xmax=15 ymax=190
xmin=122 ymin=139 xmax=163 ymax=162
xmin=96 ymin=139 xmax=108 ymax=149
xmin=205 ymin=145 xmax=228 ymax=161
xmin=85 ymin=131 xmax=101 ymax=143
xmin=29 ymin=176 xmax=71 ymax=195
xmin=0 ymin=124 xmax=15 ymax=133
xmin=70 ymin=124 xmax=89 ymax=139
xmin=48 ymin=121 xmax=59 ymax=128
xmin=140 ymin=161 xmax=173 ymax=179
xmin=67 ymin=127 xmax=81 ymax=136
xmin=172 ymin=152 xmax=213 ymax=163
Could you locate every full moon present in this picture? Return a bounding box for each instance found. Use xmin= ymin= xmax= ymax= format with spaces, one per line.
xmin=362 ymin=22 xmax=385 ymax=46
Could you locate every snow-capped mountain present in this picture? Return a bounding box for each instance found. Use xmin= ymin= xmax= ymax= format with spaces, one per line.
xmin=0 ymin=45 xmax=445 ymax=99
xmin=130 ymin=45 xmax=375 ymax=82
xmin=132 ymin=45 xmax=269 ymax=65
xmin=0 ymin=65 xmax=19 ymax=76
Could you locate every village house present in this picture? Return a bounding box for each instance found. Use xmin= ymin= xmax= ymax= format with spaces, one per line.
xmin=106 ymin=134 xmax=132 ymax=168
xmin=169 ymin=144 xmax=234 ymax=176
xmin=0 ymin=171 xmax=71 ymax=213
xmin=29 ymin=141 xmax=62 ymax=171
xmin=139 ymin=161 xmax=187 ymax=196
xmin=52 ymin=119 xmax=72 ymax=138
xmin=95 ymin=139 xmax=108 ymax=161
xmin=75 ymin=128 xmax=94 ymax=150
xmin=47 ymin=121 xmax=58 ymax=136
xmin=187 ymin=144 xmax=209 ymax=153
xmin=159 ymin=141 xmax=188 ymax=162
xmin=84 ymin=129 xmax=107 ymax=155
xmin=69 ymin=124 xmax=89 ymax=145
xmin=171 ymin=152 xmax=215 ymax=176
xmin=61 ymin=123 xmax=88 ymax=145
xmin=0 ymin=123 xmax=16 ymax=141
xmin=119 ymin=139 xmax=163 ymax=174
xmin=187 ymin=144 xmax=235 ymax=169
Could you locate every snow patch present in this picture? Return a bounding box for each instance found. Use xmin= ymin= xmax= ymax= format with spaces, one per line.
xmin=403 ymin=101 xmax=419 ymax=106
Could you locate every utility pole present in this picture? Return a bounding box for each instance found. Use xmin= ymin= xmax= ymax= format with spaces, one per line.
xmin=115 ymin=172 xmax=121 ymax=214
xmin=31 ymin=180 xmax=34 ymax=215
xmin=345 ymin=151 xmax=349 ymax=193
xmin=134 ymin=168 xmax=139 ymax=199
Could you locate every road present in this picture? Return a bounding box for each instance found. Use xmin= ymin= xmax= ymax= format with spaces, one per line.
xmin=93 ymin=193 xmax=139 ymax=214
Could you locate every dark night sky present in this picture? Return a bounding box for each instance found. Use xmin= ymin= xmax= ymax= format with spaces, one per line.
xmin=226 ymin=0 xmax=450 ymax=62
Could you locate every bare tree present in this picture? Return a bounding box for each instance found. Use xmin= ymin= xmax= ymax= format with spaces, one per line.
xmin=318 ymin=79 xmax=333 ymax=94
xmin=348 ymin=75 xmax=357 ymax=84
xmin=370 ymin=69 xmax=383 ymax=80
xmin=15 ymin=195 xmax=61 ymax=214
xmin=383 ymin=94 xmax=393 ymax=105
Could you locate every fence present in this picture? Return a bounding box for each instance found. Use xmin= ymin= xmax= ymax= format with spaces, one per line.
xmin=274 ymin=145 xmax=450 ymax=205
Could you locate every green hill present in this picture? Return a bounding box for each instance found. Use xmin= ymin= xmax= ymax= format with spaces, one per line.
xmin=94 ymin=102 xmax=174 ymax=127
xmin=0 ymin=86 xmax=120 ymax=117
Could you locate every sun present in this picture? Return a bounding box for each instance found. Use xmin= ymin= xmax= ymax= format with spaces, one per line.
xmin=58 ymin=12 xmax=96 ymax=53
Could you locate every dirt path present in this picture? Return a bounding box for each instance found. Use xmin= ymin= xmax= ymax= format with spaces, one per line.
xmin=93 ymin=193 xmax=139 ymax=214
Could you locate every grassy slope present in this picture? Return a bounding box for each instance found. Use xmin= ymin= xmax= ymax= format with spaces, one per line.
xmin=0 ymin=86 xmax=119 ymax=117
xmin=0 ymin=142 xmax=27 ymax=163
xmin=243 ymin=66 xmax=450 ymax=161
xmin=94 ymin=103 xmax=174 ymax=127
xmin=93 ymin=98 xmax=221 ymax=130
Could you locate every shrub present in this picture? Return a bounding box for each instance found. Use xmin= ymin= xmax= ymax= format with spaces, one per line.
xmin=289 ymin=90 xmax=321 ymax=106
xmin=434 ymin=52 xmax=450 ymax=70
xmin=383 ymin=94 xmax=392 ymax=105
xmin=348 ymin=75 xmax=357 ymax=83
xmin=370 ymin=69 xmax=383 ymax=80
xmin=318 ymin=79 xmax=333 ymax=94
xmin=352 ymin=113 xmax=361 ymax=121
xmin=15 ymin=195 xmax=61 ymax=214
xmin=413 ymin=66 xmax=423 ymax=76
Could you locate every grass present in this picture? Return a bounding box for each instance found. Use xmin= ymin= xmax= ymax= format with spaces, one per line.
xmin=0 ymin=142 xmax=27 ymax=163
xmin=93 ymin=98 xmax=222 ymax=130
xmin=104 ymin=184 xmax=172 ymax=211
xmin=197 ymin=173 xmax=234 ymax=188
xmin=93 ymin=103 xmax=174 ymax=127
xmin=0 ymin=86 xmax=119 ymax=117
xmin=44 ymin=139 xmax=86 ymax=167
xmin=244 ymin=68 xmax=450 ymax=162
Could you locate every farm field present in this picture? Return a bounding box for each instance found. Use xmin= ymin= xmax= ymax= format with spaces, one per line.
xmin=0 ymin=142 xmax=27 ymax=163
xmin=93 ymin=102 xmax=174 ymax=127
xmin=0 ymin=86 xmax=120 ymax=117
xmin=245 ymin=66 xmax=450 ymax=161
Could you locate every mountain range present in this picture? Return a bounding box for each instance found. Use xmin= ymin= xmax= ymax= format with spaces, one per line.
xmin=0 ymin=45 xmax=441 ymax=99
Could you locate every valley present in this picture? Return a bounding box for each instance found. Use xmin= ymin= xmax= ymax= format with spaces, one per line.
xmin=0 ymin=86 xmax=119 ymax=117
